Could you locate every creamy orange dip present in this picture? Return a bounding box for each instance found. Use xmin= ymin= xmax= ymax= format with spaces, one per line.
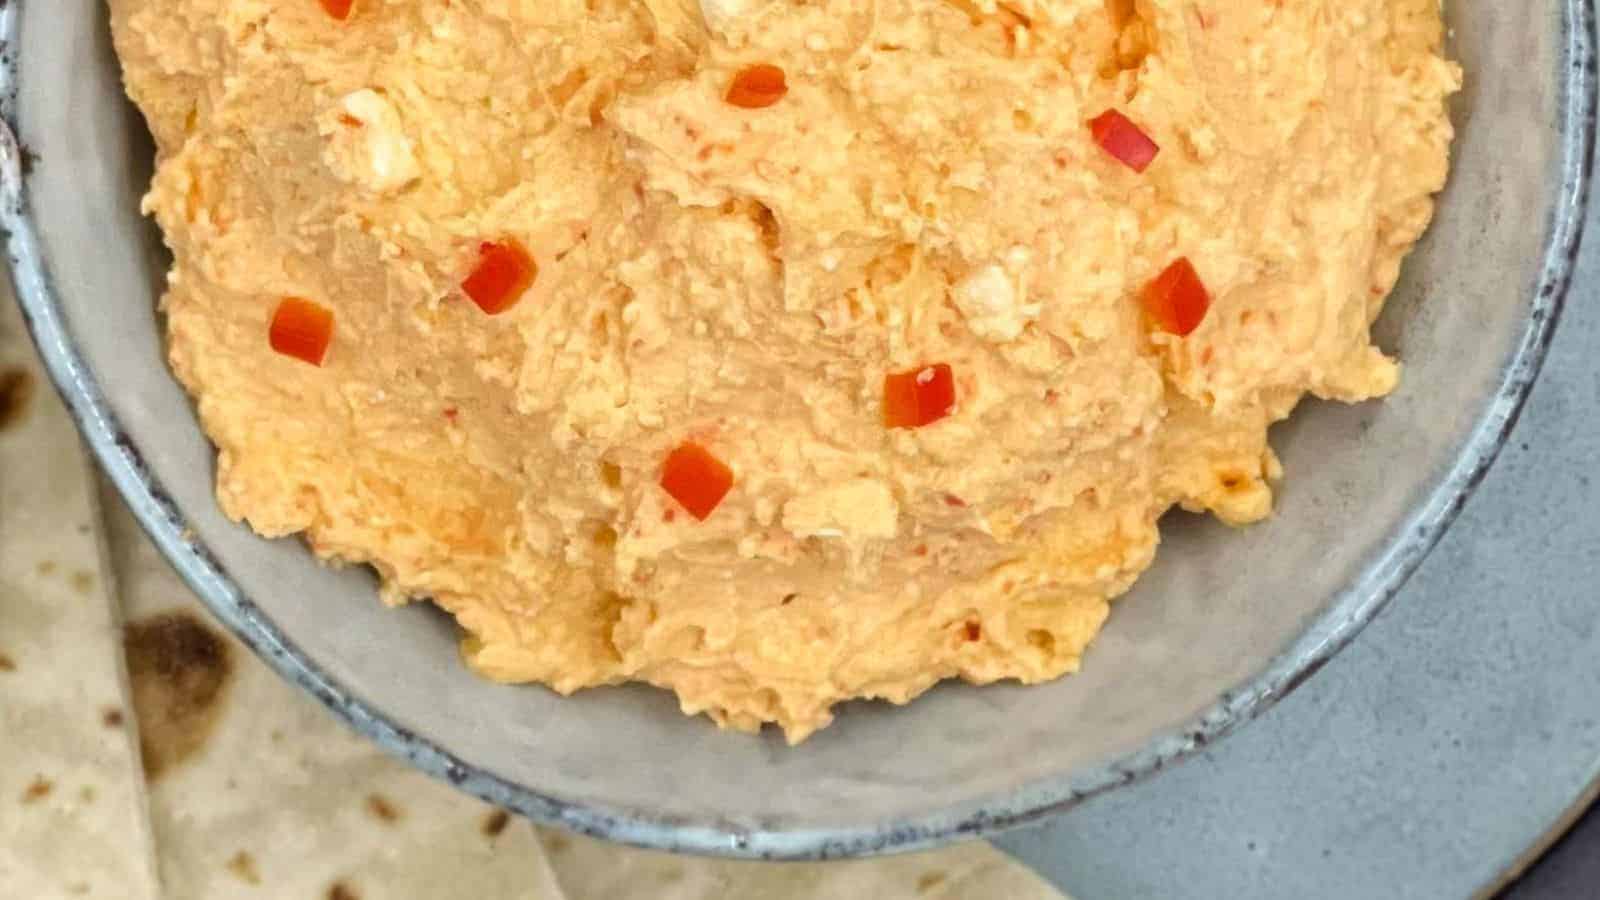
xmin=112 ymin=0 xmax=1458 ymax=741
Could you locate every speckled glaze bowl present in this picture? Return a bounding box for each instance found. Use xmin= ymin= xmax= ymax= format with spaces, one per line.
xmin=4 ymin=0 xmax=1593 ymax=860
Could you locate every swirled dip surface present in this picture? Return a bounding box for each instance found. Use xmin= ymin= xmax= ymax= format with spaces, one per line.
xmin=112 ymin=0 xmax=1459 ymax=741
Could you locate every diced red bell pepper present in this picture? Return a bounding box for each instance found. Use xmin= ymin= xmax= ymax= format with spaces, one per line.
xmin=269 ymin=297 xmax=335 ymax=366
xmin=1141 ymin=257 xmax=1212 ymax=336
xmin=660 ymin=442 xmax=735 ymax=521
xmin=726 ymin=64 xmax=788 ymax=109
xmin=883 ymin=364 xmax=956 ymax=429
xmin=320 ymin=0 xmax=354 ymax=20
xmin=462 ymin=240 xmax=538 ymax=316
xmin=1089 ymin=109 xmax=1160 ymax=173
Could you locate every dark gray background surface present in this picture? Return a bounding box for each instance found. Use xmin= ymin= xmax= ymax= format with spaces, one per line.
xmin=997 ymin=181 xmax=1600 ymax=900
xmin=1505 ymin=806 xmax=1600 ymax=898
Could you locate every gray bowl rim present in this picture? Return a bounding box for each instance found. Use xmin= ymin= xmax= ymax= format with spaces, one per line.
xmin=1 ymin=0 xmax=1594 ymax=861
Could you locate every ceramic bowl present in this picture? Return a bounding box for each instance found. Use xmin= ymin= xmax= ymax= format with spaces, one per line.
xmin=4 ymin=0 xmax=1593 ymax=859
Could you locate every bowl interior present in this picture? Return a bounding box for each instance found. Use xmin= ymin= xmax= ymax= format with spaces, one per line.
xmin=6 ymin=0 xmax=1588 ymax=857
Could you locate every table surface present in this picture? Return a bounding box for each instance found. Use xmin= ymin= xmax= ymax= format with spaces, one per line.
xmin=995 ymin=194 xmax=1600 ymax=898
xmin=1505 ymin=804 xmax=1600 ymax=899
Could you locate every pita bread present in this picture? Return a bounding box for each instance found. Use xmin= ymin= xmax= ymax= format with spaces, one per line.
xmin=0 ymin=293 xmax=162 ymax=900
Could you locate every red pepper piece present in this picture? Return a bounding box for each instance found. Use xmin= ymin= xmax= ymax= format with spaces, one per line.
xmin=1142 ymin=257 xmax=1212 ymax=336
xmin=883 ymin=364 xmax=956 ymax=429
xmin=269 ymin=297 xmax=335 ymax=366
xmin=1089 ymin=109 xmax=1160 ymax=173
xmin=462 ymin=241 xmax=538 ymax=316
xmin=726 ymin=64 xmax=788 ymax=109
xmin=660 ymin=442 xmax=735 ymax=521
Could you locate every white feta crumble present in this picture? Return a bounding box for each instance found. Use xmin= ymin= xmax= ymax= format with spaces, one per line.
xmin=952 ymin=264 xmax=1040 ymax=342
xmin=317 ymin=89 xmax=421 ymax=195
xmin=699 ymin=0 xmax=757 ymax=32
